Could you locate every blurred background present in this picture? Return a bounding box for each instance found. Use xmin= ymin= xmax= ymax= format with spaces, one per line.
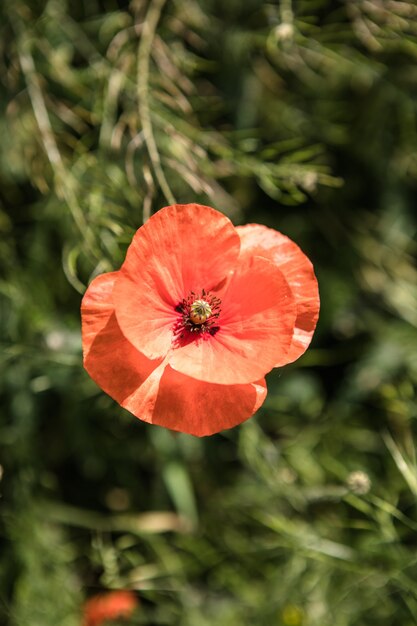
xmin=1 ymin=0 xmax=417 ymax=624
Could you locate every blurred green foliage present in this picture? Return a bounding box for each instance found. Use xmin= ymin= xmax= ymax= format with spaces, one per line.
xmin=1 ymin=0 xmax=417 ymax=624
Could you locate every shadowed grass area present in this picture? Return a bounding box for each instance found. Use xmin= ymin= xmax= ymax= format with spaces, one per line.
xmin=1 ymin=0 xmax=417 ymax=624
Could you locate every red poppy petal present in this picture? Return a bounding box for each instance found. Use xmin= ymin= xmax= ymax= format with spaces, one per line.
xmin=81 ymin=272 xmax=265 ymax=436
xmin=81 ymin=272 xmax=160 ymax=407
xmin=113 ymin=204 xmax=241 ymax=359
xmin=169 ymin=256 xmax=297 ymax=385
xmin=152 ymin=367 xmax=267 ymax=436
xmin=237 ymin=224 xmax=320 ymax=364
xmin=81 ymin=271 xmax=120 ymax=359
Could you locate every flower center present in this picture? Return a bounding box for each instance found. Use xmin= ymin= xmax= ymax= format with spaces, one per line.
xmin=174 ymin=289 xmax=221 ymax=338
xmin=189 ymin=299 xmax=212 ymax=325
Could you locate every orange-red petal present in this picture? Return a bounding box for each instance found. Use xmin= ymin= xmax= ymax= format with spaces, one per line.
xmin=112 ymin=204 xmax=241 ymax=359
xmin=81 ymin=272 xmax=159 ymax=406
xmin=81 ymin=271 xmax=267 ymax=436
xmin=82 ymin=271 xmax=121 ymax=360
xmin=237 ymin=224 xmax=320 ymax=364
xmin=168 ymin=255 xmax=297 ymax=385
xmin=152 ymin=367 xmax=266 ymax=436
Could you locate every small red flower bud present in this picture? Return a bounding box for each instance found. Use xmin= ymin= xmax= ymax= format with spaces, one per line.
xmin=83 ymin=590 xmax=138 ymax=626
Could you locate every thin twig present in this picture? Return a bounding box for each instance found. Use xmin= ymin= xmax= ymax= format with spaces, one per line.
xmin=10 ymin=11 xmax=98 ymax=284
xmin=137 ymin=0 xmax=176 ymax=210
xmin=16 ymin=41 xmax=90 ymax=239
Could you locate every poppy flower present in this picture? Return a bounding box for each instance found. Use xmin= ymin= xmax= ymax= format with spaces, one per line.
xmin=81 ymin=204 xmax=319 ymax=436
xmin=82 ymin=590 xmax=138 ymax=626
